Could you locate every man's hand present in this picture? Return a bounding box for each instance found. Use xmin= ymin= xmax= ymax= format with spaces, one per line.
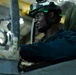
xmin=18 ymin=47 xmax=34 ymax=73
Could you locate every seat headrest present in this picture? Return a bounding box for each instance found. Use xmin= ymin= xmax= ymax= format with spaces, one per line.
xmin=64 ymin=5 xmax=76 ymax=31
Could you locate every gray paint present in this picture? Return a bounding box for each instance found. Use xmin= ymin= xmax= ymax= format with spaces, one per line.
xmin=10 ymin=0 xmax=20 ymax=47
xmin=0 ymin=59 xmax=76 ymax=75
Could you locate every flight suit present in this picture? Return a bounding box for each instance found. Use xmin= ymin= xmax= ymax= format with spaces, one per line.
xmin=20 ymin=29 xmax=76 ymax=63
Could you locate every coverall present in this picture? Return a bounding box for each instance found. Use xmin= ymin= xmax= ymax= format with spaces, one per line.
xmin=20 ymin=29 xmax=76 ymax=63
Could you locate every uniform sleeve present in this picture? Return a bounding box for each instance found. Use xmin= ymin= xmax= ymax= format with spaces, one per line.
xmin=20 ymin=36 xmax=76 ymax=63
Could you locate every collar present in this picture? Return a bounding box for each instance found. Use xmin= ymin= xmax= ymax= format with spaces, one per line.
xmin=39 ymin=29 xmax=64 ymax=42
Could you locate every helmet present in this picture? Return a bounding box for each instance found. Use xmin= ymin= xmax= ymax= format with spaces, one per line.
xmin=29 ymin=2 xmax=62 ymax=18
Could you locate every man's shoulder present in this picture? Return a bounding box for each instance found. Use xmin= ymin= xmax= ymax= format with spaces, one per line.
xmin=62 ymin=30 xmax=76 ymax=37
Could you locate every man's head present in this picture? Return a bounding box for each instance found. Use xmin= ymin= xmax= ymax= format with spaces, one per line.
xmin=29 ymin=2 xmax=62 ymax=32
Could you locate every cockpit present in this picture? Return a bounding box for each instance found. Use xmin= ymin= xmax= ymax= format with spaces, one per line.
xmin=0 ymin=0 xmax=76 ymax=75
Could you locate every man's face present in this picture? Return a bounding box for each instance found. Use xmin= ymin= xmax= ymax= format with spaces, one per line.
xmin=34 ymin=12 xmax=48 ymax=32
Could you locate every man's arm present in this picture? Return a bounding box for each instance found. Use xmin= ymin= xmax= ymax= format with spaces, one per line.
xmin=20 ymin=36 xmax=76 ymax=63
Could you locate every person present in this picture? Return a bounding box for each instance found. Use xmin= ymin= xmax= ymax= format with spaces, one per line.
xmin=19 ymin=2 xmax=76 ymax=63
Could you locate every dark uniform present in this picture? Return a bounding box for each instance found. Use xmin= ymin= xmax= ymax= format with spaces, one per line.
xmin=20 ymin=29 xmax=76 ymax=63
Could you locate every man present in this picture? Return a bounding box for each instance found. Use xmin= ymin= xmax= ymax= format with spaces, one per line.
xmin=20 ymin=2 xmax=76 ymax=63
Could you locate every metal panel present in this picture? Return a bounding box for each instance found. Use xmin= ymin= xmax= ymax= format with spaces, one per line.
xmin=25 ymin=59 xmax=76 ymax=75
xmin=0 ymin=59 xmax=19 ymax=75
xmin=0 ymin=59 xmax=76 ymax=75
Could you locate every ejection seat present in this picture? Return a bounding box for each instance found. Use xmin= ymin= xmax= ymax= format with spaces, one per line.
xmin=23 ymin=5 xmax=76 ymax=75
